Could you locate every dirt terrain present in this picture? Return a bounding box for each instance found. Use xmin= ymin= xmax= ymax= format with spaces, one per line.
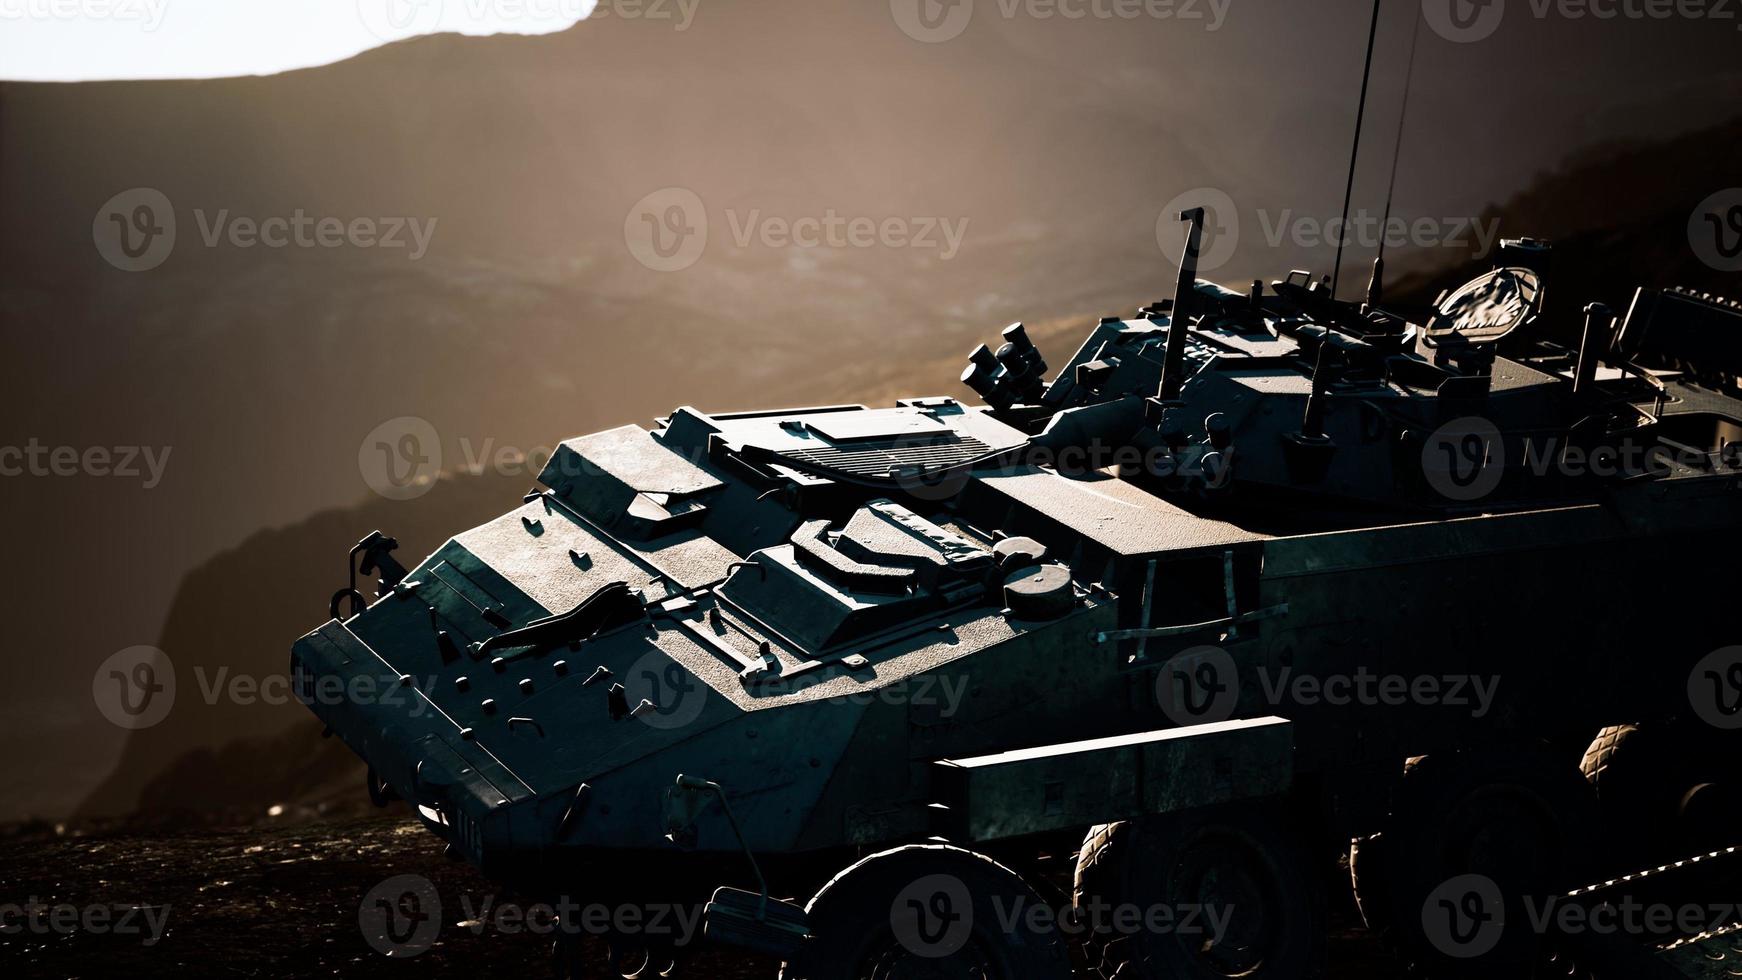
xmin=0 ymin=814 xmax=1412 ymax=979
xmin=0 ymin=815 xmax=776 ymax=979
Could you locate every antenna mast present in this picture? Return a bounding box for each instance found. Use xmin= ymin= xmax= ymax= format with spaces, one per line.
xmin=1330 ymin=0 xmax=1384 ymax=303
xmin=1369 ymin=3 xmax=1424 ymax=305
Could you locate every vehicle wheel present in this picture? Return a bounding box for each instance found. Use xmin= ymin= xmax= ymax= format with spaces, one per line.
xmin=1581 ymin=722 xmax=1742 ymax=867
xmin=1347 ymin=832 xmax=1394 ymax=941
xmin=605 ymin=936 xmax=678 ymax=979
xmin=1347 ymin=755 xmax=1429 ymax=943
xmin=1356 ymin=748 xmax=1596 ymax=977
xmin=552 ymin=935 xmax=585 ymax=980
xmin=780 ymin=843 xmax=1072 ymax=980
xmin=1072 ymin=802 xmax=1326 ymax=980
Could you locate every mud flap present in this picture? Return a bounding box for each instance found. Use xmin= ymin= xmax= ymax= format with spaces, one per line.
xmin=703 ymin=886 xmax=811 ymax=958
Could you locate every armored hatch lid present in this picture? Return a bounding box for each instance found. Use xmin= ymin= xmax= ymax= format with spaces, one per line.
xmin=703 ymin=401 xmax=1029 ymax=484
xmin=721 ymin=499 xmax=995 ymax=649
xmin=800 ymin=409 xmax=949 ymax=442
xmin=545 ymin=424 xmax=722 ymax=497
xmin=965 ymin=465 xmax=1270 ymax=558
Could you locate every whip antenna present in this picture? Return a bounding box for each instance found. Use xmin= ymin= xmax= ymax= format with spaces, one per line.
xmin=1379 ymin=5 xmax=1421 ymax=269
xmin=1331 ymin=0 xmax=1384 ymax=302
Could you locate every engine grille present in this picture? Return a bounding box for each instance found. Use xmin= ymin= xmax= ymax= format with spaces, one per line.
xmin=780 ymin=435 xmax=993 ymax=478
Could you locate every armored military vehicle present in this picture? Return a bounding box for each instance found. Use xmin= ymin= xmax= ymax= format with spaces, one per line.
xmin=294 ymin=204 xmax=1742 ymax=979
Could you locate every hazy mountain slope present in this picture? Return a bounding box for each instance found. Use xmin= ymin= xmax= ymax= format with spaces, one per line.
xmin=1392 ymin=116 xmax=1742 ymax=337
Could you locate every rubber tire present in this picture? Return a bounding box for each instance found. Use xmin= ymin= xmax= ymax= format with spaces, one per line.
xmin=1072 ymin=802 xmax=1325 ymax=980
xmin=780 ymin=844 xmax=1072 ymax=980
xmin=1347 ymin=755 xmax=1431 ymax=944
xmin=1346 ymin=832 xmax=1394 ymax=943
xmin=1353 ymin=749 xmax=1596 ymax=978
xmin=1580 ymin=722 xmax=1742 ymax=868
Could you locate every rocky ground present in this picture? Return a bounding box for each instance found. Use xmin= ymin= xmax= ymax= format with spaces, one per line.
xmin=0 ymin=815 xmax=772 ymax=979
xmin=0 ymin=813 xmax=1410 ymax=979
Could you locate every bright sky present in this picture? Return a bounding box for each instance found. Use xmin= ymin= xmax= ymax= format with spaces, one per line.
xmin=0 ymin=0 xmax=597 ymax=81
